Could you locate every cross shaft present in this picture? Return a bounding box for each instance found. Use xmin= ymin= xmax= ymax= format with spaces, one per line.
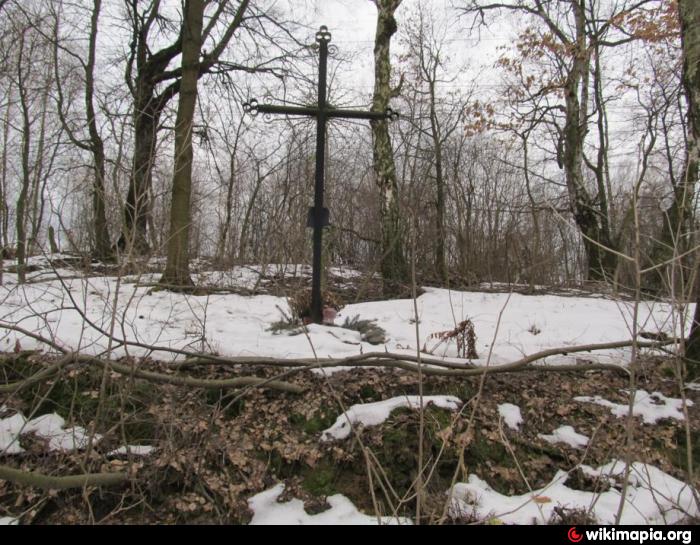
xmin=243 ymin=25 xmax=398 ymax=324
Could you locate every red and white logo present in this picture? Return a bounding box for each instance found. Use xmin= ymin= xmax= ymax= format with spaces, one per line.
xmin=568 ymin=527 xmax=584 ymax=543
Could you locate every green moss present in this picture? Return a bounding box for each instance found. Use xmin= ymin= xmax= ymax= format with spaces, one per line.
xmin=6 ymin=355 xmax=160 ymax=444
xmin=468 ymin=430 xmax=508 ymax=465
xmin=18 ymin=366 xmax=103 ymax=420
xmin=302 ymin=462 xmax=338 ymax=496
xmin=423 ymin=380 xmax=473 ymax=401
xmin=289 ymin=409 xmax=336 ymax=435
xmin=289 ymin=413 xmax=306 ymax=428
xmin=666 ymin=428 xmax=700 ymax=473
xmin=359 ymin=385 xmax=378 ymax=401
xmin=661 ymin=366 xmax=677 ymax=379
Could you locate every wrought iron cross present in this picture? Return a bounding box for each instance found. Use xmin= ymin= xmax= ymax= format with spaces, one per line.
xmin=243 ymin=25 xmax=399 ymax=324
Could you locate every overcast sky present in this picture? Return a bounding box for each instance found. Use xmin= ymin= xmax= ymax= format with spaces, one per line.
xmin=278 ymin=0 xmax=510 ymax=103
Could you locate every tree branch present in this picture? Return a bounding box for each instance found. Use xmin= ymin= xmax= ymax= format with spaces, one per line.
xmin=0 ymin=464 xmax=127 ymax=490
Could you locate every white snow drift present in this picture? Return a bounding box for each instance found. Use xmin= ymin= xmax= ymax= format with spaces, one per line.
xmin=248 ymin=483 xmax=411 ymax=525
xmin=538 ymin=425 xmax=589 ymax=449
xmin=320 ymin=395 xmax=462 ymax=441
xmin=575 ymin=390 xmax=692 ymax=424
xmin=0 ymin=262 xmax=684 ymax=369
xmin=449 ymin=460 xmax=697 ymax=525
xmin=0 ymin=410 xmax=98 ymax=454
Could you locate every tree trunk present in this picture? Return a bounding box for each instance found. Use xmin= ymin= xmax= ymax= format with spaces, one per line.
xmin=217 ymin=152 xmax=237 ymax=264
xmin=159 ymin=0 xmax=204 ymax=289
xmin=561 ymin=1 xmax=616 ymax=282
xmin=370 ymin=0 xmax=407 ymax=296
xmin=238 ymin=161 xmax=264 ymax=263
xmin=48 ymin=225 xmax=59 ymax=254
xmin=86 ymin=0 xmax=112 ymax=261
xmin=216 ymin=120 xmax=244 ymax=265
xmin=678 ymin=0 xmax=700 ymax=377
xmin=28 ymin=73 xmax=50 ymax=254
xmin=428 ymin=80 xmax=447 ymax=284
xmin=16 ymin=29 xmax=32 ymax=284
xmin=119 ymin=98 xmax=158 ymax=256
xmin=0 ymin=80 xmax=9 ymax=253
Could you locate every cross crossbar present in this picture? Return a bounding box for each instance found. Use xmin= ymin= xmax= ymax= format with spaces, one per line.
xmin=246 ymin=101 xmax=400 ymax=121
xmin=243 ymin=25 xmax=399 ymax=324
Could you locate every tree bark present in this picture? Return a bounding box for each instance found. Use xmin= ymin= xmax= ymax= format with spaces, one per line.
xmin=119 ymin=96 xmax=159 ymax=256
xmin=370 ymin=0 xmax=408 ymax=296
xmin=678 ymin=0 xmax=700 ymax=377
xmin=0 ymin=80 xmax=10 ymax=251
xmin=16 ymin=29 xmax=32 ymax=284
xmin=561 ymin=1 xmax=616 ymax=282
xmin=159 ymin=0 xmax=204 ymax=288
xmin=85 ymin=0 xmax=112 ymax=261
xmin=428 ymin=80 xmax=447 ymax=283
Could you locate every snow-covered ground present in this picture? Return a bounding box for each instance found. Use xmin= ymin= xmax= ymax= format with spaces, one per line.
xmin=0 ymin=260 xmax=696 ymax=525
xmin=0 ymin=260 xmax=685 ymax=368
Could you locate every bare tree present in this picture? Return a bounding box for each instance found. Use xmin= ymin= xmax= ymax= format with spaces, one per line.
xmin=678 ymin=0 xmax=700 ymax=377
xmin=52 ymin=0 xmax=112 ymax=261
xmin=159 ymin=0 xmax=205 ymax=288
xmin=402 ymin=5 xmax=466 ymax=283
xmin=370 ymin=0 xmax=408 ymax=295
xmin=8 ymin=7 xmax=60 ymax=281
xmin=460 ymin=0 xmax=667 ymax=282
xmin=118 ymin=0 xmax=251 ymax=255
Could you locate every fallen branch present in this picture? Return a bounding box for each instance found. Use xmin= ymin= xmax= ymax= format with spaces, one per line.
xmin=177 ymin=338 xmax=677 ymax=377
xmin=82 ymin=356 xmax=304 ymax=393
xmin=0 ymin=464 xmax=128 ymax=490
xmin=0 ymin=353 xmax=74 ymax=394
xmin=1 ymin=319 xmax=677 ymax=387
xmin=0 ymin=351 xmax=304 ymax=395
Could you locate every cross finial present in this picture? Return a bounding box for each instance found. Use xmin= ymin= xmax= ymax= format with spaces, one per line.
xmin=315 ymin=25 xmax=331 ymax=44
xmin=242 ymin=98 xmax=259 ymax=116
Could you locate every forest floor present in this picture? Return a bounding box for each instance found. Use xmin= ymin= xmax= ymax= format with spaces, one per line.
xmin=0 ymin=255 xmax=698 ymax=524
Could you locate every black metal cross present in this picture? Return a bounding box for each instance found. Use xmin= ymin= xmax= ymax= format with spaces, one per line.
xmin=243 ymin=25 xmax=399 ymax=324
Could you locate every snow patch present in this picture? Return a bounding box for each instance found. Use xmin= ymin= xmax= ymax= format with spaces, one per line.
xmin=498 ymin=403 xmax=523 ymax=431
xmin=321 ymin=395 xmax=462 ymax=441
xmin=0 ymin=516 xmax=18 ymax=525
xmin=0 ymin=410 xmax=100 ymax=454
xmin=107 ymin=445 xmax=154 ymax=457
xmin=0 ymin=413 xmax=27 ymax=454
xmin=248 ymin=483 xmax=412 ymax=525
xmin=538 ymin=425 xmax=589 ymax=449
xmin=574 ymin=390 xmax=692 ymax=424
xmin=449 ymin=460 xmax=697 ymax=525
xmin=22 ymin=413 xmax=99 ymax=452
